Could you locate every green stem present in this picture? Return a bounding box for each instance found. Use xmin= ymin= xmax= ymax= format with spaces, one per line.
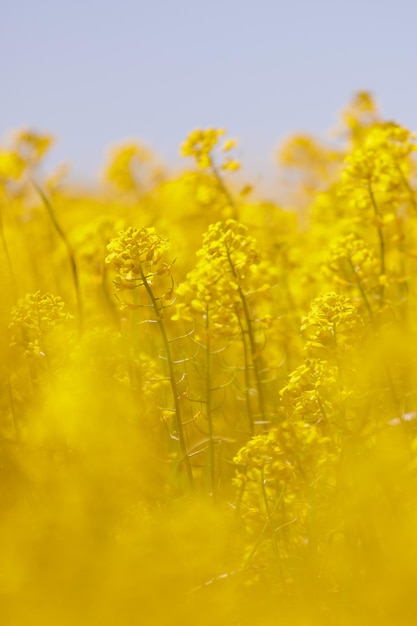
xmin=236 ymin=310 xmax=255 ymax=435
xmin=205 ymin=306 xmax=216 ymax=496
xmin=0 ymin=201 xmax=18 ymax=300
xmin=260 ymin=468 xmax=280 ymax=559
xmin=33 ymin=181 xmax=83 ymax=331
xmin=347 ymin=258 xmax=374 ymax=324
xmin=209 ymin=157 xmax=238 ymax=219
xmin=395 ymin=161 xmax=417 ymax=215
xmin=139 ymin=267 xmax=194 ymax=487
xmin=367 ymin=182 xmax=386 ymax=301
xmin=8 ymin=377 xmax=21 ymax=440
xmin=225 ymin=244 xmax=267 ymax=429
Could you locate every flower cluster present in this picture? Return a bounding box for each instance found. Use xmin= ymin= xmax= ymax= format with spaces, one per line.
xmin=326 ymin=233 xmax=378 ymax=279
xmin=341 ymin=91 xmax=379 ymax=146
xmin=180 ymin=128 xmax=225 ymax=168
xmin=340 ymin=123 xmax=416 ymax=213
xmin=0 ymin=150 xmax=25 ymax=182
xmin=105 ymin=226 xmax=175 ymax=312
xmin=279 ymin=358 xmax=341 ymax=424
xmin=106 ymin=227 xmax=170 ymax=284
xmin=9 ymin=291 xmax=72 ymax=358
xmin=174 ymin=219 xmax=261 ymax=338
xmin=0 ymin=129 xmax=53 ymax=190
xmin=180 ymin=127 xmax=240 ymax=171
xmin=233 ymin=417 xmax=338 ymax=564
xmin=301 ymin=292 xmax=363 ymax=360
xmin=103 ymin=141 xmax=164 ymax=193
xmin=202 ymin=219 xmax=259 ymax=276
xmin=325 ymin=232 xmax=381 ymax=305
xmin=13 ymin=129 xmax=54 ymax=165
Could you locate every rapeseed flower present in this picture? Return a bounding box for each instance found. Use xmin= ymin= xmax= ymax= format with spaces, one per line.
xmin=2 ymin=94 xmax=417 ymax=625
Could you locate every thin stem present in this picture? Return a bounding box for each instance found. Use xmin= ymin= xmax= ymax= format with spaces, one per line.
xmin=367 ymin=181 xmax=386 ymax=301
xmin=260 ymin=468 xmax=280 ymax=559
xmin=244 ymin=482 xmax=288 ymax=567
xmin=209 ymin=157 xmax=239 ymax=219
xmin=236 ymin=310 xmax=255 ymax=435
xmin=395 ymin=161 xmax=417 ymax=215
xmin=8 ymin=376 xmax=21 ymax=440
xmin=225 ymin=244 xmax=267 ymax=428
xmin=139 ymin=267 xmax=194 ymax=487
xmin=205 ymin=306 xmax=216 ymax=496
xmin=347 ymin=258 xmax=375 ymax=324
xmin=0 ymin=201 xmax=18 ymax=300
xmin=32 ymin=181 xmax=83 ymax=331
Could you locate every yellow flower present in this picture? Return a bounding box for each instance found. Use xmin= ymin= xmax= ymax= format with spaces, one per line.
xmin=14 ymin=129 xmax=53 ymax=163
xmin=105 ymin=227 xmax=170 ymax=286
xmin=280 ymin=358 xmax=340 ymax=424
xmin=325 ymin=233 xmax=379 ymax=286
xmin=103 ymin=141 xmax=164 ymax=192
xmin=9 ymin=291 xmax=72 ymax=358
xmin=173 ymin=220 xmax=260 ymax=341
xmin=222 ymin=138 xmax=237 ymax=152
xmin=221 ymin=158 xmax=241 ymax=171
xmin=301 ymin=292 xmax=363 ymax=360
xmin=180 ymin=128 xmax=241 ymax=176
xmin=0 ymin=150 xmax=25 ymax=181
xmin=341 ymin=123 xmax=416 ymax=199
xmin=105 ymin=227 xmax=174 ymax=311
xmin=180 ymin=128 xmax=225 ymax=168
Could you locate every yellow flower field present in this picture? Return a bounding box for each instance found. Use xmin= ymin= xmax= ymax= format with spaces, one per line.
xmin=1 ymin=92 xmax=417 ymax=625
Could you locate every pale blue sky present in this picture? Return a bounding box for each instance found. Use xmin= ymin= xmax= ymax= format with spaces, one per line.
xmin=2 ymin=0 xmax=417 ymax=191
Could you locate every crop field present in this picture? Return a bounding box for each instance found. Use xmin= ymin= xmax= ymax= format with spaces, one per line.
xmin=1 ymin=93 xmax=417 ymax=624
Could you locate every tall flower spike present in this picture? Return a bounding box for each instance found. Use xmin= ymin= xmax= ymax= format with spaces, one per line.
xmin=106 ymin=226 xmax=193 ymax=485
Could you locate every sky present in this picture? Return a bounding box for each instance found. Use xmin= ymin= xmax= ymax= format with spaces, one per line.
xmin=2 ymin=0 xmax=417 ymax=192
